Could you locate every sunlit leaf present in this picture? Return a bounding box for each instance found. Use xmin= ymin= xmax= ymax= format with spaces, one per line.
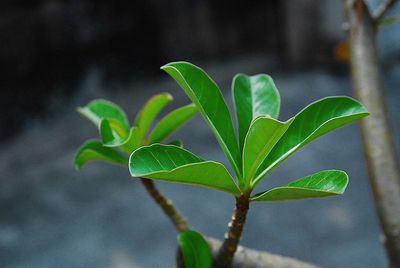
xmin=232 ymin=74 xmax=280 ymax=149
xmin=134 ymin=93 xmax=173 ymax=142
xmin=148 ymin=103 xmax=197 ymax=143
xmin=161 ymin=62 xmax=242 ymax=178
xmin=77 ymin=99 xmax=129 ymax=133
xmin=253 ymin=97 xmax=368 ymax=187
xmin=178 ymin=230 xmax=212 ymax=268
xmin=74 ymin=140 xmax=127 ymax=169
xmin=242 ymin=116 xmax=292 ymax=189
xmin=251 ymin=170 xmax=348 ymax=201
xmin=129 ymin=144 xmax=240 ymax=195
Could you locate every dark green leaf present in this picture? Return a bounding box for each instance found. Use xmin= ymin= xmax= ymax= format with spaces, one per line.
xmin=232 ymin=74 xmax=280 ymax=149
xmin=169 ymin=140 xmax=183 ymax=147
xmin=242 ymin=116 xmax=292 ymax=189
xmin=253 ymin=97 xmax=368 ymax=186
xmin=251 ymin=170 xmax=348 ymax=201
xmin=134 ymin=93 xmax=173 ymax=142
xmin=148 ymin=103 xmax=197 ymax=143
xmin=77 ymin=99 xmax=129 ymax=133
xmin=74 ymin=140 xmax=127 ymax=169
xmin=178 ymin=230 xmax=212 ymax=268
xmin=161 ymin=62 xmax=241 ymax=178
xmin=129 ymin=144 xmax=240 ymax=195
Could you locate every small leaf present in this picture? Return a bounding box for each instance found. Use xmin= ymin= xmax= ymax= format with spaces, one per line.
xmin=162 ymin=62 xmax=242 ymax=178
xmin=74 ymin=140 xmax=128 ymax=169
xmin=134 ymin=93 xmax=173 ymax=142
xmin=378 ymin=16 xmax=400 ymax=27
xmin=251 ymin=170 xmax=348 ymax=202
xmin=253 ymin=96 xmax=368 ymax=186
xmin=148 ymin=103 xmax=197 ymax=143
xmin=99 ymin=118 xmax=129 ymax=147
xmin=242 ymin=116 xmax=293 ymax=189
xmin=232 ymin=74 xmax=280 ymax=149
xmin=121 ymin=127 xmax=142 ymax=153
xmin=178 ymin=230 xmax=212 ymax=268
xmin=77 ymin=99 xmax=129 ymax=133
xmin=129 ymin=144 xmax=240 ymax=195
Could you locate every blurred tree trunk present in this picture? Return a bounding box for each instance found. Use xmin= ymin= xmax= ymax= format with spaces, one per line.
xmin=343 ymin=1 xmax=400 ymax=267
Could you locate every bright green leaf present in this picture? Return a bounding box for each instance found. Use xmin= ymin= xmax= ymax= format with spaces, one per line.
xmin=251 ymin=170 xmax=348 ymax=202
xmin=129 ymin=144 xmax=240 ymax=195
xmin=120 ymin=127 xmax=142 ymax=153
xmin=161 ymin=62 xmax=242 ymax=178
xmin=232 ymin=74 xmax=280 ymax=149
xmin=99 ymin=118 xmax=130 ymax=147
xmin=74 ymin=140 xmax=128 ymax=169
xmin=178 ymin=230 xmax=212 ymax=268
xmin=242 ymin=116 xmax=293 ymax=189
xmin=148 ymin=103 xmax=197 ymax=143
xmin=77 ymin=99 xmax=129 ymax=133
xmin=134 ymin=93 xmax=173 ymax=142
xmin=253 ymin=97 xmax=368 ymax=186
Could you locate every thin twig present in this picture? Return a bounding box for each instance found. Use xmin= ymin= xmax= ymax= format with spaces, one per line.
xmin=140 ymin=178 xmax=188 ymax=232
xmin=373 ymin=0 xmax=398 ymax=21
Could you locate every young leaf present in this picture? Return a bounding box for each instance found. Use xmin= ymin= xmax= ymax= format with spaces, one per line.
xmin=99 ymin=118 xmax=130 ymax=147
xmin=251 ymin=170 xmax=348 ymax=202
xmin=77 ymin=99 xmax=129 ymax=132
xmin=242 ymin=116 xmax=293 ymax=189
xmin=232 ymin=74 xmax=280 ymax=149
xmin=74 ymin=140 xmax=128 ymax=170
xmin=178 ymin=230 xmax=212 ymax=268
xmin=134 ymin=93 xmax=173 ymax=142
xmin=129 ymin=144 xmax=240 ymax=195
xmin=253 ymin=97 xmax=368 ymax=186
xmin=148 ymin=103 xmax=197 ymax=143
xmin=161 ymin=62 xmax=242 ymax=178
xmin=120 ymin=127 xmax=142 ymax=153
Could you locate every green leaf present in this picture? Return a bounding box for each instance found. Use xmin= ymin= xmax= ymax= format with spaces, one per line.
xmin=129 ymin=144 xmax=240 ymax=195
xmin=169 ymin=140 xmax=183 ymax=147
xmin=148 ymin=103 xmax=197 ymax=143
xmin=121 ymin=127 xmax=142 ymax=153
xmin=253 ymin=97 xmax=368 ymax=186
xmin=74 ymin=140 xmax=128 ymax=169
xmin=242 ymin=116 xmax=293 ymax=189
xmin=77 ymin=99 xmax=129 ymax=133
xmin=232 ymin=74 xmax=280 ymax=149
xmin=178 ymin=230 xmax=212 ymax=268
xmin=251 ymin=170 xmax=348 ymax=202
xmin=161 ymin=62 xmax=241 ymax=178
xmin=99 ymin=118 xmax=129 ymax=147
xmin=378 ymin=16 xmax=400 ymax=27
xmin=134 ymin=93 xmax=173 ymax=142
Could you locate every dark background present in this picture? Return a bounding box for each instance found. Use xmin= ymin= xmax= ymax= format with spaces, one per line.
xmin=0 ymin=0 xmax=399 ymax=267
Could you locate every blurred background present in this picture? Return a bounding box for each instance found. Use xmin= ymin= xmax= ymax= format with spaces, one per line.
xmin=0 ymin=0 xmax=399 ymax=267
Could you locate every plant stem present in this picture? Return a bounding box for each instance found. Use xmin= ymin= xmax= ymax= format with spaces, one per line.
xmin=140 ymin=178 xmax=188 ymax=232
xmin=215 ymin=195 xmax=250 ymax=267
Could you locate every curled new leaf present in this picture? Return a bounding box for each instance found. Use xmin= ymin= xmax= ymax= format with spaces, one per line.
xmin=232 ymin=74 xmax=280 ymax=149
xmin=251 ymin=170 xmax=348 ymax=202
xmin=74 ymin=140 xmax=127 ymax=170
xmin=178 ymin=230 xmax=212 ymax=268
xmin=129 ymin=144 xmax=240 ymax=195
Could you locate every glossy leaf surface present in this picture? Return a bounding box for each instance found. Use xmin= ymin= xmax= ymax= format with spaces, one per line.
xmin=178 ymin=230 xmax=212 ymax=268
xmin=242 ymin=116 xmax=292 ymax=188
xmin=232 ymin=74 xmax=280 ymax=148
xmin=161 ymin=62 xmax=242 ymax=178
xmin=253 ymin=97 xmax=368 ymax=186
xmin=74 ymin=140 xmax=127 ymax=169
xmin=77 ymin=99 xmax=129 ymax=132
xmin=251 ymin=170 xmax=348 ymax=201
xmin=99 ymin=118 xmax=130 ymax=147
xmin=134 ymin=93 xmax=173 ymax=142
xmin=129 ymin=144 xmax=240 ymax=195
xmin=148 ymin=103 xmax=197 ymax=143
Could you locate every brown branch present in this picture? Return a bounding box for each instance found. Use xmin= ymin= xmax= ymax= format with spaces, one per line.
xmin=140 ymin=178 xmax=188 ymax=232
xmin=373 ymin=0 xmax=398 ymax=22
xmin=215 ymin=195 xmax=250 ymax=267
xmin=343 ymin=1 xmax=400 ymax=267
